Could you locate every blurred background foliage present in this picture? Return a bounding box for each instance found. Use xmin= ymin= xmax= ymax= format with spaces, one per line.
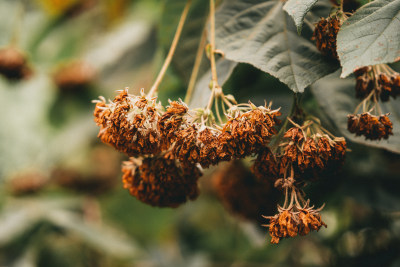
xmin=0 ymin=0 xmax=399 ymax=266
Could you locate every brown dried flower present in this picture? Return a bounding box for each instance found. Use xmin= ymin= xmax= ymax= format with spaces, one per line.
xmin=121 ymin=156 xmax=201 ymax=208
xmin=252 ymin=148 xmax=280 ymax=182
xmin=0 ymin=47 xmax=32 ymax=80
xmin=348 ymin=113 xmax=393 ymax=140
xmin=264 ymin=202 xmax=326 ymax=244
xmin=354 ymin=65 xmax=400 ymax=101
xmin=213 ymin=161 xmax=281 ymax=224
xmin=93 ymin=89 xmax=163 ymax=156
xmin=312 ymin=16 xmax=342 ymax=59
xmin=158 ymin=100 xmax=188 ymax=150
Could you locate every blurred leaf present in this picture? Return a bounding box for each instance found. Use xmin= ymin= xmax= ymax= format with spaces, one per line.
xmin=214 ymin=0 xmax=336 ymax=93
xmin=46 ymin=209 xmax=142 ymax=258
xmin=189 ymin=59 xmax=238 ymax=108
xmin=311 ymin=71 xmax=400 ymax=153
xmin=283 ymin=0 xmax=319 ymax=34
xmin=337 ymin=0 xmax=400 ymax=78
xmin=0 ymin=74 xmax=55 ymax=177
xmin=0 ymin=197 xmax=80 ymax=246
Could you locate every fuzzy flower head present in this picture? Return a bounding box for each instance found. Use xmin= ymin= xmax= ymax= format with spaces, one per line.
xmin=121 ymin=156 xmax=201 ymax=208
xmin=93 ymin=89 xmax=163 ymax=156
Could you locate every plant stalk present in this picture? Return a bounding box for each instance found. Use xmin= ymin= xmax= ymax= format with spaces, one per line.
xmin=148 ymin=0 xmax=192 ymax=98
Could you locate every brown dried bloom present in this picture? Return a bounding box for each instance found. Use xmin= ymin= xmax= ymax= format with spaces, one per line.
xmin=312 ymin=16 xmax=342 ymax=59
xmin=354 ymin=65 xmax=400 ymax=101
xmin=298 ymin=207 xmax=327 ymax=236
xmin=53 ymin=61 xmax=96 ymax=92
xmin=93 ymin=89 xmax=163 ymax=156
xmin=121 ymin=156 xmax=201 ymax=208
xmin=0 ymin=47 xmax=32 ymax=80
xmin=213 ymin=161 xmax=281 ymax=224
xmin=348 ymin=113 xmax=393 ymax=140
xmin=354 ymin=66 xmax=374 ymax=99
xmin=222 ymin=103 xmax=282 ymax=157
xmin=264 ymin=201 xmax=326 ymax=244
xmin=252 ymin=148 xmax=280 ymax=182
xmin=279 ymin=124 xmax=347 ymax=180
xmin=158 ymin=100 xmax=188 ymax=150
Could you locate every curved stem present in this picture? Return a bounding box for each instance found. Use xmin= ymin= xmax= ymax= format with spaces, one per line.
xmin=209 ymin=0 xmax=219 ymax=90
xmin=148 ymin=0 xmax=192 ymax=98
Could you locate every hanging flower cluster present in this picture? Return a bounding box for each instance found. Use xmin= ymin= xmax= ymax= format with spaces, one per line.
xmin=264 ymin=200 xmax=327 ymax=244
xmin=91 ymin=0 xmax=354 ymax=246
xmin=312 ymin=15 xmax=342 ymax=59
xmin=121 ymin=156 xmax=201 ymax=208
xmin=348 ymin=64 xmax=397 ymax=140
xmin=252 ymin=118 xmax=346 ymax=243
xmin=354 ymin=66 xmax=400 ymax=101
xmin=93 ymin=88 xmax=281 ymax=208
xmin=253 ymin=119 xmax=346 ymax=183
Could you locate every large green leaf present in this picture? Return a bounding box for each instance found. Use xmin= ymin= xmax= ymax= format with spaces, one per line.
xmin=337 ymin=0 xmax=400 ymax=78
xmin=214 ymin=0 xmax=337 ymax=93
xmin=46 ymin=209 xmax=142 ymax=258
xmin=311 ymin=71 xmax=400 ymax=154
xmin=283 ymin=0 xmax=319 ymax=34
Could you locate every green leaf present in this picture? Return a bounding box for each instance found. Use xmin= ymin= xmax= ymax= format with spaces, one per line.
xmin=337 ymin=0 xmax=400 ymax=78
xmin=283 ymin=0 xmax=319 ymax=34
xmin=214 ymin=0 xmax=336 ymax=93
xmin=311 ymin=71 xmax=400 ymax=154
xmin=46 ymin=210 xmax=142 ymax=258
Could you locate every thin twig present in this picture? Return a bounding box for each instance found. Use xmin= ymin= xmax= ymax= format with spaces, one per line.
xmin=148 ymin=0 xmax=192 ymax=97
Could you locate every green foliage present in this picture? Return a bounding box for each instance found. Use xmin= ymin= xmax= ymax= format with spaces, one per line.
xmin=283 ymin=0 xmax=319 ymax=34
xmin=337 ymin=0 xmax=400 ymax=77
xmin=214 ymin=0 xmax=337 ymax=93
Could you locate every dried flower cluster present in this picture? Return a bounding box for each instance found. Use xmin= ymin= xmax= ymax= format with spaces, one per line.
xmin=348 ymin=113 xmax=393 ymax=140
xmin=251 ymin=119 xmax=345 ymax=243
xmin=354 ymin=66 xmax=400 ymax=101
xmin=94 ymin=89 xmax=281 ymax=207
xmin=312 ymin=16 xmax=342 ymax=59
xmin=265 ymin=201 xmax=327 ymax=244
xmin=0 ymin=47 xmax=32 ymax=80
xmin=348 ymin=64 xmax=397 ymax=141
xmin=122 ymin=156 xmax=200 ymax=207
xmin=173 ymin=104 xmax=281 ymax=168
xmin=94 ymin=89 xmax=164 ymax=156
xmin=253 ymin=120 xmax=346 ymax=182
xmin=212 ymin=161 xmax=281 ymax=224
